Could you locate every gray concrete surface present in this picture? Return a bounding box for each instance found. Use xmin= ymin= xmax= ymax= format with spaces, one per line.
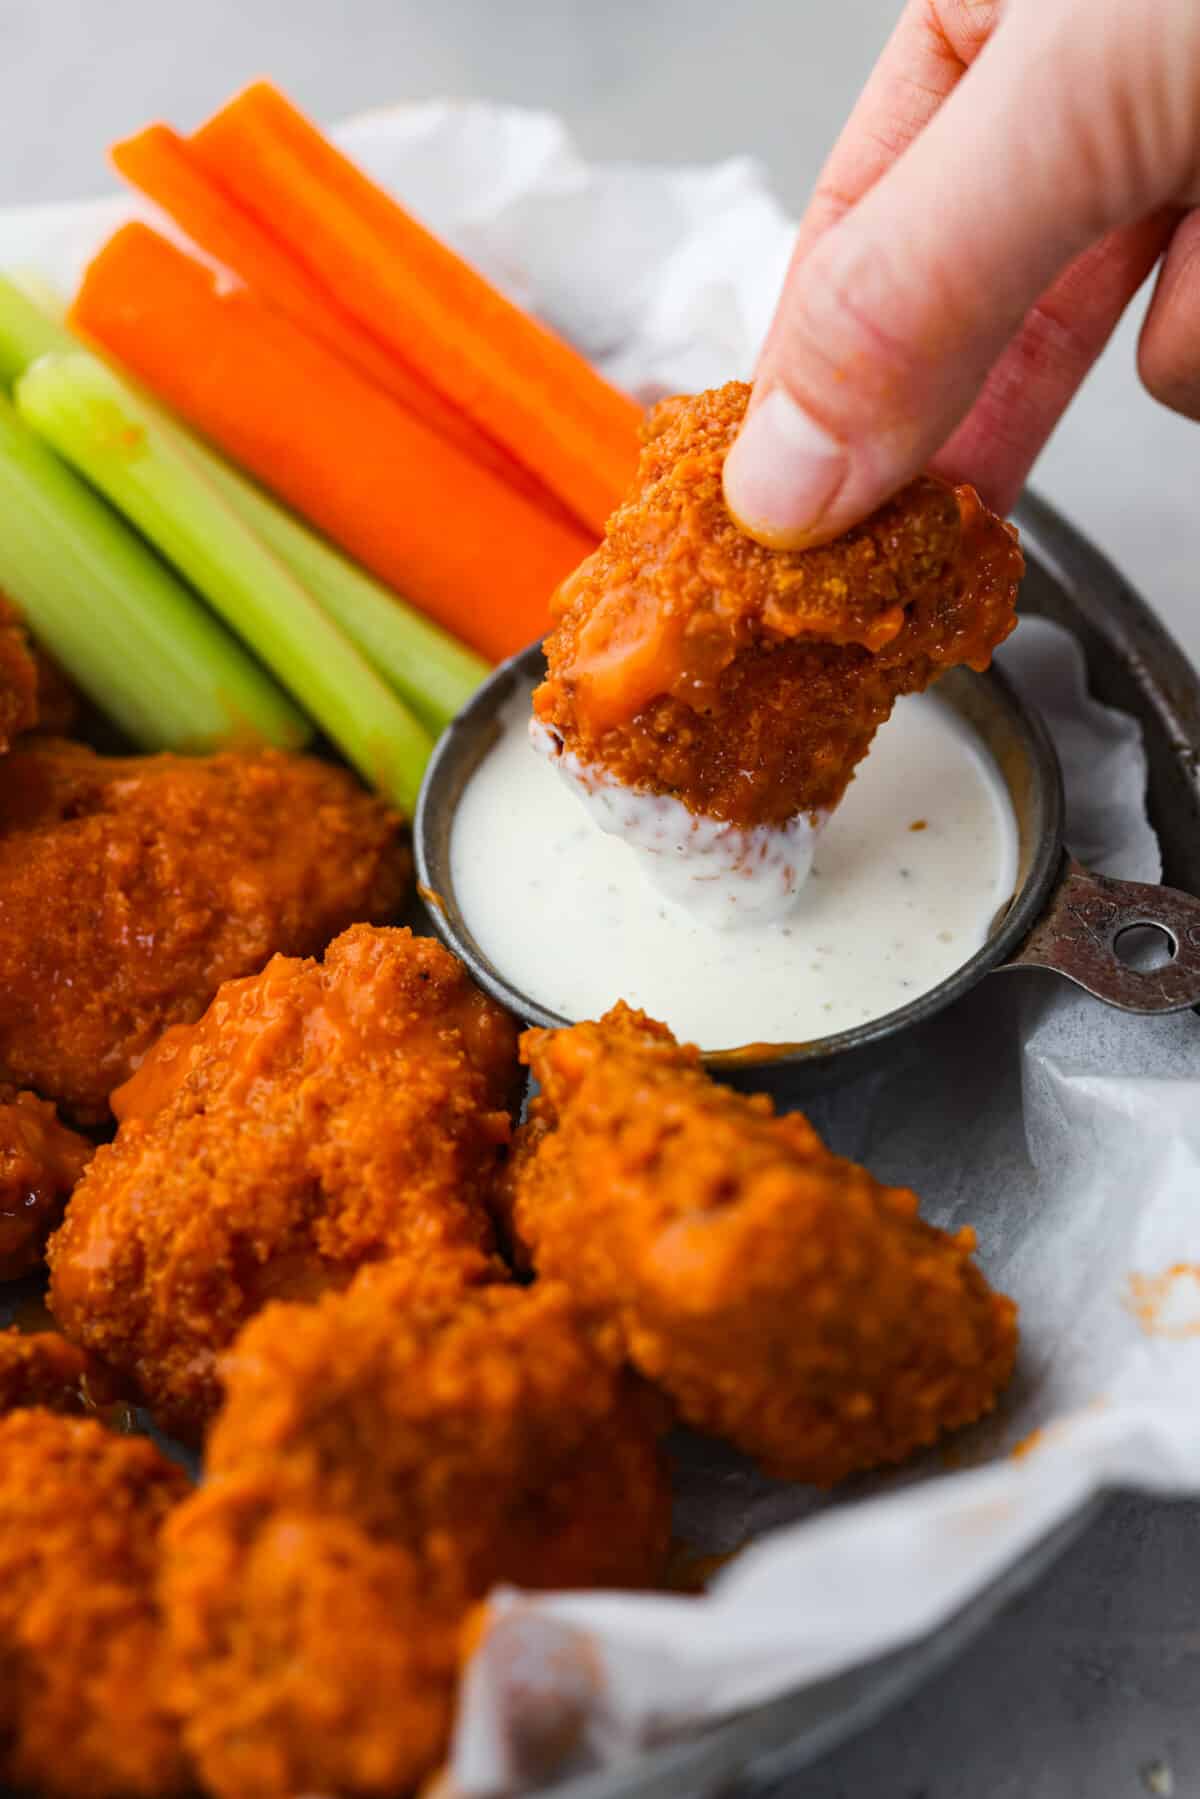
xmin=6 ymin=1 xmax=1199 ymax=1793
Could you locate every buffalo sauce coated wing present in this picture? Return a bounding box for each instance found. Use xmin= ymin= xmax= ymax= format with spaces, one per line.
xmin=0 ymin=596 xmax=38 ymax=754
xmin=0 ymin=1410 xmax=190 ymax=1798
xmin=534 ymin=382 xmax=1022 ymax=829
xmin=205 ymin=1263 xmax=671 ymax=1594
xmin=162 ymin=1267 xmax=670 ymax=1799
xmin=0 ymin=1086 xmax=93 ymax=1278
xmin=0 ymin=1329 xmax=90 ymax=1414
xmin=48 ymin=926 xmax=519 ymax=1438
xmin=0 ymin=739 xmax=410 ymax=1121
xmin=503 ymin=1004 xmax=1018 ymax=1485
xmin=0 ymin=595 xmax=78 ymax=746
xmin=165 ymin=1475 xmax=461 ymax=1799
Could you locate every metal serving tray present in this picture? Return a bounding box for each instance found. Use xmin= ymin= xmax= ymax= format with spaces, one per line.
xmin=1 ymin=491 xmax=1196 ymax=1799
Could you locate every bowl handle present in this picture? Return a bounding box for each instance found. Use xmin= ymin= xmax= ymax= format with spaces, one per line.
xmin=999 ymin=854 xmax=1200 ymax=1012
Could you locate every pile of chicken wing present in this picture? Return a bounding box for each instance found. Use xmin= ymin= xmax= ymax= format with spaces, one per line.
xmin=0 ymin=461 xmax=1018 ymax=1798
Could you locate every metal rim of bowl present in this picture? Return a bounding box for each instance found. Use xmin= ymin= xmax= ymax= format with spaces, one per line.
xmin=414 ymin=645 xmax=1066 ymax=1070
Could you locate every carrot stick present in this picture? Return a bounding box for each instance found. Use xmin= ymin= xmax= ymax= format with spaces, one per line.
xmin=72 ymin=223 xmax=591 ymax=663
xmin=188 ymin=82 xmax=642 ymax=536
xmin=110 ymin=124 xmax=563 ymax=516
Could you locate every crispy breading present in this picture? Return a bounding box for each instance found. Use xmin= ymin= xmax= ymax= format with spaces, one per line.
xmin=0 ymin=1410 xmax=190 ymax=1798
xmin=163 ymin=1269 xmax=670 ymax=1798
xmin=0 ymin=1086 xmax=93 ymax=1279
xmin=0 ymin=739 xmax=410 ymax=1121
xmin=0 ymin=1330 xmax=90 ymax=1414
xmin=207 ymin=1264 xmax=672 ymax=1593
xmin=503 ymin=1004 xmax=1018 ymax=1485
xmin=48 ymin=927 xmax=519 ymax=1438
xmin=534 ymin=382 xmax=1022 ymax=828
xmin=27 ymin=649 xmax=79 ymax=737
xmin=0 ymin=595 xmax=39 ymax=754
xmin=164 ymin=1476 xmax=462 ymax=1799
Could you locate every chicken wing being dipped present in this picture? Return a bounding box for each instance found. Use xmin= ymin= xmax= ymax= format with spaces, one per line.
xmin=0 ymin=739 xmax=410 ymax=1120
xmin=503 ymin=1004 xmax=1018 ymax=1486
xmin=49 ymin=926 xmax=519 ymax=1437
xmin=163 ymin=1267 xmax=671 ymax=1799
xmin=0 ymin=1410 xmax=191 ymax=1799
xmin=533 ymin=381 xmax=1023 ymax=924
xmin=0 ymin=1086 xmax=93 ymax=1279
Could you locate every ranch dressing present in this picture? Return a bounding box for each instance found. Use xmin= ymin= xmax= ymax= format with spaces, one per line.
xmin=450 ymin=687 xmax=1019 ymax=1050
xmin=529 ymin=719 xmax=824 ymax=928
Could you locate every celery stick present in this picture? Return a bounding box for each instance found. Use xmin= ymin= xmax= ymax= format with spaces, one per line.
xmin=0 ymin=390 xmax=308 ymax=752
xmin=0 ymin=272 xmax=73 ymax=387
xmin=6 ymin=270 xmax=71 ymax=329
xmin=18 ymin=351 xmax=432 ymax=813
xmin=192 ymin=447 xmax=489 ymax=733
xmin=0 ymin=273 xmax=487 ymax=728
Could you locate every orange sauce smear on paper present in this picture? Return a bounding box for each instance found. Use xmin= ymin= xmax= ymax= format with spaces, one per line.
xmin=1126 ymin=1264 xmax=1200 ymax=1339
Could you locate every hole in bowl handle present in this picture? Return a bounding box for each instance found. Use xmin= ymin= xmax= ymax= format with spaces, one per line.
xmin=999 ymin=855 xmax=1200 ymax=1013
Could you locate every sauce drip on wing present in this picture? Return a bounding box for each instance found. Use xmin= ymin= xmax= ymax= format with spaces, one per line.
xmin=534 ymin=380 xmax=1023 ymax=834
xmin=0 ymin=1088 xmax=93 ymax=1280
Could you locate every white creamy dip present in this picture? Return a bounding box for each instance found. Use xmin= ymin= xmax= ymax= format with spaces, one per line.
xmin=529 ymin=718 xmax=824 ymax=928
xmin=450 ymin=687 xmax=1020 ymax=1050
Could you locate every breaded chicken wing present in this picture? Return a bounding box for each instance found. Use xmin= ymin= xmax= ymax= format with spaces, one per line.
xmin=0 ymin=595 xmax=38 ymax=753
xmin=504 ymin=1004 xmax=1018 ymax=1485
xmin=0 ymin=1410 xmax=190 ymax=1798
xmin=163 ymin=1269 xmax=670 ymax=1799
xmin=206 ymin=1263 xmax=671 ymax=1592
xmin=0 ymin=1329 xmax=89 ymax=1414
xmin=0 ymin=739 xmax=409 ymax=1120
xmin=0 ymin=596 xmax=79 ymax=747
xmin=49 ymin=926 xmax=519 ymax=1437
xmin=533 ymin=384 xmax=1021 ymax=902
xmin=0 ymin=1087 xmax=93 ymax=1279
xmin=165 ymin=1476 xmax=463 ymax=1799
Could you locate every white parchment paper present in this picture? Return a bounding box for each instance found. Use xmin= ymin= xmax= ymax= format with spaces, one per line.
xmin=0 ymin=101 xmax=1196 ymax=1798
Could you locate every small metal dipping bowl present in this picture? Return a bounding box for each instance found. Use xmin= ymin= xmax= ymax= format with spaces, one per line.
xmin=416 ymin=635 xmax=1200 ymax=1095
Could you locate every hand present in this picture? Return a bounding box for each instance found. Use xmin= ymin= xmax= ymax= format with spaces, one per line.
xmin=723 ymin=0 xmax=1200 ymax=547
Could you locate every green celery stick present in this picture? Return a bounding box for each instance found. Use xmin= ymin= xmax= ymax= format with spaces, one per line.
xmin=0 ymin=389 xmax=308 ymax=752
xmin=0 ymin=273 xmax=487 ymax=729
xmin=6 ymin=270 xmax=71 ymax=328
xmin=18 ymin=350 xmax=432 ymax=813
xmin=190 ymin=445 xmax=489 ymax=733
xmin=0 ymin=271 xmax=73 ymax=386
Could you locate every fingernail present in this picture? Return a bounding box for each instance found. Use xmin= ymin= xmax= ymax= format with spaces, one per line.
xmin=723 ymin=386 xmax=848 ymax=546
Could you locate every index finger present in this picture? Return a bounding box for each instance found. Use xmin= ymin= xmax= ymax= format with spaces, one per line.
xmin=772 ymin=0 xmax=1001 ymax=298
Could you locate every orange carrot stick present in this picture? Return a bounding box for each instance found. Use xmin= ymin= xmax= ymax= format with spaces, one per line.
xmin=110 ymin=124 xmax=565 ymax=518
xmin=72 ymin=223 xmax=591 ymax=663
xmin=189 ymin=83 xmax=642 ymax=536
